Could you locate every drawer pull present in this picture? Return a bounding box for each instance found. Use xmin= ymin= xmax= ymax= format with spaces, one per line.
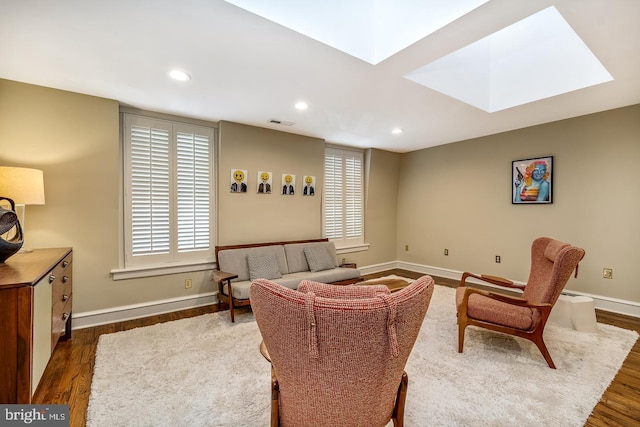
xmin=62 ymin=294 xmax=70 ymax=302
xmin=62 ymin=313 xmax=70 ymax=321
xmin=63 ymin=261 xmax=69 ymax=268
xmin=62 ymin=276 xmax=69 ymax=283
xmin=49 ymin=274 xmax=56 ymax=283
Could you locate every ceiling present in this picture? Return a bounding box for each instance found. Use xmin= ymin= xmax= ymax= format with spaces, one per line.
xmin=1 ymin=0 xmax=638 ymax=153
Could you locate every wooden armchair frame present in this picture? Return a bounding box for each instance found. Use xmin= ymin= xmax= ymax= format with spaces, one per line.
xmin=456 ymin=237 xmax=585 ymax=369
xmin=457 ymin=272 xmax=556 ymax=368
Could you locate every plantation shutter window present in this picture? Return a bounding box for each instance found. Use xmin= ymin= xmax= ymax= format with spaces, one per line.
xmin=123 ymin=114 xmax=215 ymax=268
xmin=323 ymin=147 xmax=364 ymax=247
xmin=176 ymin=127 xmax=211 ymax=252
xmin=129 ymin=124 xmax=171 ymax=256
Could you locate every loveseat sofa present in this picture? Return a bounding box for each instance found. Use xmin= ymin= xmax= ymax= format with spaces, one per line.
xmin=212 ymin=238 xmax=362 ymax=321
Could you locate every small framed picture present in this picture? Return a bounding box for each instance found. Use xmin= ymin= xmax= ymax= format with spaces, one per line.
xmin=230 ymin=169 xmax=248 ymax=193
xmin=302 ymin=175 xmax=315 ymax=196
xmin=512 ymin=156 xmax=553 ymax=204
xmin=257 ymin=171 xmax=272 ymax=194
xmin=281 ymin=174 xmax=296 ymax=195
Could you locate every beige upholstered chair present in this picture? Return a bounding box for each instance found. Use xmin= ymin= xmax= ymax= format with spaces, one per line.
xmin=456 ymin=237 xmax=585 ymax=369
xmin=250 ymin=275 xmax=434 ymax=427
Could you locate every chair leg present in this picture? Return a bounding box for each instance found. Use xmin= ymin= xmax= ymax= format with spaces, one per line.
xmin=271 ymin=368 xmax=280 ymax=427
xmin=457 ymin=322 xmax=467 ymax=353
xmin=531 ymin=334 xmax=556 ymax=369
xmin=392 ymin=372 xmax=408 ymax=427
xmin=229 ymin=301 xmax=235 ymax=323
xmin=226 ymin=280 xmax=236 ymax=323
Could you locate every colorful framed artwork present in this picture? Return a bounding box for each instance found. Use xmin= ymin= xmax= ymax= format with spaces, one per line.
xmin=230 ymin=169 xmax=248 ymax=193
xmin=281 ymin=174 xmax=295 ymax=195
xmin=302 ymin=175 xmax=315 ymax=196
xmin=257 ymin=171 xmax=272 ymax=194
xmin=512 ymin=156 xmax=553 ymax=204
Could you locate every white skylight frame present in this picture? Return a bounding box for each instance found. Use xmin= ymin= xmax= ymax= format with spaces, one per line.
xmin=404 ymin=6 xmax=614 ymax=112
xmin=223 ymin=0 xmax=489 ymax=65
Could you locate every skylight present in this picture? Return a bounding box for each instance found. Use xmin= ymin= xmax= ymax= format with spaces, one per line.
xmin=404 ymin=6 xmax=614 ymax=112
xmin=223 ymin=0 xmax=489 ymax=65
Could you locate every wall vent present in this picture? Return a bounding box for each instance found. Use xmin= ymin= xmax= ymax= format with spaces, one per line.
xmin=269 ymin=119 xmax=295 ymax=126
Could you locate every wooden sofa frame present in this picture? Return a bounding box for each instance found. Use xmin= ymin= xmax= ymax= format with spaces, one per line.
xmin=212 ymin=238 xmax=362 ymax=322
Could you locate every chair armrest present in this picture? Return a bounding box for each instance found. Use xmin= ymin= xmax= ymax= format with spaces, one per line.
xmin=460 ymin=272 xmax=525 ymax=291
xmin=462 ymin=287 xmax=553 ymax=311
xmin=211 ymin=270 xmax=238 ymax=282
xmin=211 ymin=270 xmax=239 ymax=300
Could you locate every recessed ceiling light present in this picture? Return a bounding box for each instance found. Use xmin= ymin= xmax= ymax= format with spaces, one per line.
xmin=295 ymin=101 xmax=309 ymax=110
xmin=392 ymin=128 xmax=403 ymax=134
xmin=169 ymin=70 xmax=191 ymax=81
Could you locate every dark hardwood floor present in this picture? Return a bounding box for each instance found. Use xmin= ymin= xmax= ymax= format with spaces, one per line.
xmin=32 ymin=269 xmax=639 ymax=426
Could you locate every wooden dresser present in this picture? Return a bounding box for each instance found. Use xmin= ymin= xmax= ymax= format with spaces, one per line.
xmin=0 ymin=247 xmax=73 ymax=403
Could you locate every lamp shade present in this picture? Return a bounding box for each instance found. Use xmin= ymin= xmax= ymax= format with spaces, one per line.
xmin=0 ymin=167 xmax=45 ymax=205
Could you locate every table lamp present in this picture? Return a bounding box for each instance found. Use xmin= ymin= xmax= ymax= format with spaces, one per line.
xmin=0 ymin=166 xmax=45 ymax=251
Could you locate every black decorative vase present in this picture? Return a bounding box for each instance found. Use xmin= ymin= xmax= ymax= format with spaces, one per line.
xmin=0 ymin=197 xmax=24 ymax=263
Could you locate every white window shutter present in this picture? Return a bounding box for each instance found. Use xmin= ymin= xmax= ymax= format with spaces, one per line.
xmin=176 ymin=128 xmax=211 ymax=252
xmin=124 ymin=114 xmax=215 ymax=268
xmin=129 ymin=123 xmax=171 ymax=256
xmin=345 ymin=155 xmax=363 ymax=239
xmin=323 ymin=147 xmax=364 ymax=247
xmin=323 ymin=152 xmax=343 ymax=239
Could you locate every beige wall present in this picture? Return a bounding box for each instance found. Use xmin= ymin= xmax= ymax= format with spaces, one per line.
xmin=397 ymin=104 xmax=640 ymax=303
xmin=217 ymin=121 xmax=324 ymax=245
xmin=346 ymin=148 xmax=401 ymax=267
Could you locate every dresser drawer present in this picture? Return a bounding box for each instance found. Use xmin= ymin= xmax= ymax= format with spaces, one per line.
xmin=50 ymin=252 xmax=72 ymax=288
xmin=50 ymin=252 xmax=73 ymax=350
xmin=52 ymin=296 xmax=72 ymax=347
xmin=51 ymin=268 xmax=72 ymax=314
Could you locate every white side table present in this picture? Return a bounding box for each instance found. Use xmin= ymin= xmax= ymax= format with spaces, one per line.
xmin=549 ymin=294 xmax=598 ymax=332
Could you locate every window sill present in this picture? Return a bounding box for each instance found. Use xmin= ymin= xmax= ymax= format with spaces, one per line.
xmin=335 ymin=243 xmax=370 ymax=255
xmin=111 ymin=260 xmax=216 ymax=280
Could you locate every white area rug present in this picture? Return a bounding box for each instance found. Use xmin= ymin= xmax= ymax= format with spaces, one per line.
xmin=87 ymin=277 xmax=637 ymax=426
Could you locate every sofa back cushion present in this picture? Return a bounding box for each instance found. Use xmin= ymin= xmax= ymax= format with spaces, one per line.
xmin=218 ymin=245 xmax=289 ymax=281
xmin=284 ymin=241 xmax=338 ymax=273
xmin=248 ymin=251 xmax=283 ymax=281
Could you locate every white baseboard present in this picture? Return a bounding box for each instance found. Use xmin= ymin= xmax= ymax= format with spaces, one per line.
xmin=73 ymin=292 xmax=218 ymax=330
xmin=358 ymin=261 xmax=398 ymax=275
xmin=72 ymin=260 xmax=639 ymax=329
xmin=394 ymin=261 xmax=640 ymax=319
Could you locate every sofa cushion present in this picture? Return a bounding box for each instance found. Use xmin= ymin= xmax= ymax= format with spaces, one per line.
xmin=218 ymin=245 xmax=289 ymax=281
xmin=224 ymin=267 xmax=362 ymax=300
xmin=304 ymin=245 xmax=336 ymax=272
xmin=247 ymin=252 xmax=282 ymax=281
xmin=284 ymin=241 xmax=338 ymax=273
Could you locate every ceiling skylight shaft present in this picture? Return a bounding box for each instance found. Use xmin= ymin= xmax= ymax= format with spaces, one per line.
xmin=404 ymin=6 xmax=613 ymax=112
xmin=223 ymin=0 xmax=489 ymax=64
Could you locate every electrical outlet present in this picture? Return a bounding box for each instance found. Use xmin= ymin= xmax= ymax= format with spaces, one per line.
xmin=444 ymin=249 xmax=449 ymax=256
xmin=603 ymin=268 xmax=613 ymax=279
xmin=405 ymin=245 xmax=409 ymax=251
xmin=495 ymin=255 xmax=501 ymax=263
xmin=185 ymin=278 xmax=192 ymax=289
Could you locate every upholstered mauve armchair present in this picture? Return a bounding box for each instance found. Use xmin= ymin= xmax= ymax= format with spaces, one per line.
xmin=250 ymin=275 xmax=434 ymax=427
xmin=456 ymin=237 xmax=585 ymax=369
